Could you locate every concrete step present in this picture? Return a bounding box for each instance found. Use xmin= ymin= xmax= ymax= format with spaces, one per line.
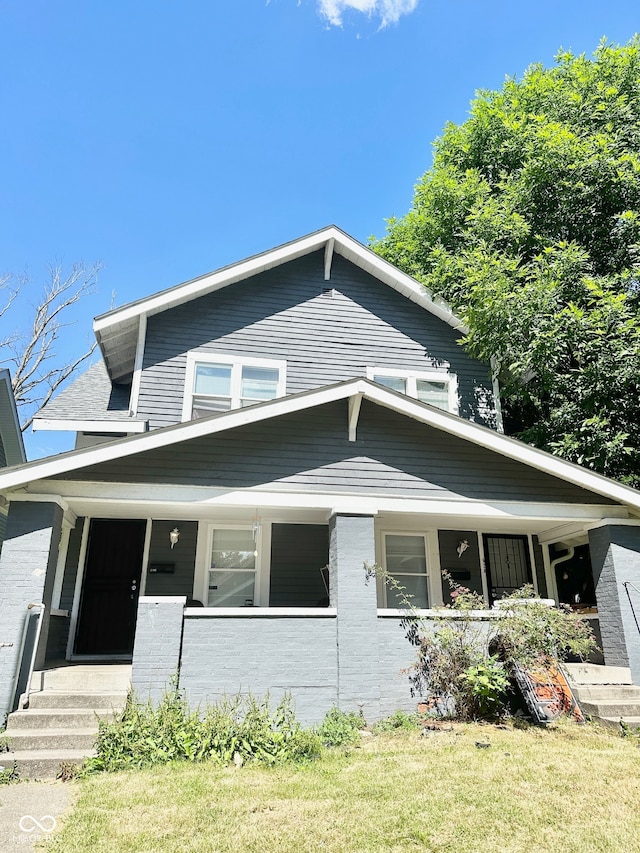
xmin=28 ymin=691 xmax=127 ymax=710
xmin=580 ymin=700 xmax=640 ymax=718
xmin=574 ymin=685 xmax=640 ymax=702
xmin=564 ymin=663 xmax=633 ymax=685
xmin=0 ymin=749 xmax=94 ymax=780
xmin=5 ymin=708 xmax=116 ymax=731
xmin=32 ymin=664 xmax=132 ymax=693
xmin=4 ymin=727 xmax=98 ymax=751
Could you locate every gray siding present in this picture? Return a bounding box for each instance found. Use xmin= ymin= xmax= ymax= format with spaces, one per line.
xmin=438 ymin=530 xmax=484 ymax=599
xmin=66 ymin=399 xmax=613 ymax=505
xmin=144 ymin=520 xmax=198 ymax=599
xmin=0 ymin=433 xmax=6 ymax=467
xmin=137 ymin=252 xmax=496 ymax=430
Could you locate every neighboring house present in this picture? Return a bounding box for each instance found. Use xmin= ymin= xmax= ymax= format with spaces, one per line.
xmin=0 ymin=368 xmax=26 ymax=549
xmin=1 ymin=226 xmax=639 ymax=725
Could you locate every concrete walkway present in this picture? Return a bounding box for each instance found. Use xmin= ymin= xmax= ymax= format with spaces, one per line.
xmin=0 ymin=780 xmax=77 ymax=851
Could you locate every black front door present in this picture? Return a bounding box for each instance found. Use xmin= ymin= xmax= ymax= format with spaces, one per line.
xmin=74 ymin=519 xmax=147 ymax=656
xmin=483 ymin=534 xmax=533 ymax=602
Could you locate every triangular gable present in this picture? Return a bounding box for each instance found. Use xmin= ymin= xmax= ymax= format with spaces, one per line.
xmin=2 ymin=379 xmax=640 ymax=513
xmin=93 ymin=226 xmax=466 ymax=382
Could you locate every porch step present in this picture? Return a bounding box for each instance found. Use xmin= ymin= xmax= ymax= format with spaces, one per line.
xmin=4 ymin=727 xmax=99 ymax=751
xmin=0 ymin=749 xmax=95 ymax=780
xmin=6 ymin=707 xmax=117 ymax=731
xmin=563 ymin=663 xmax=632 ymax=685
xmin=28 ymin=691 xmax=127 ymax=710
xmin=32 ymin=663 xmax=132 ymax=693
xmin=564 ymin=663 xmax=640 ymax=725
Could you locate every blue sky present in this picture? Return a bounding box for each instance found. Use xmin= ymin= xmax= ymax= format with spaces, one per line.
xmin=2 ymin=0 xmax=639 ymax=458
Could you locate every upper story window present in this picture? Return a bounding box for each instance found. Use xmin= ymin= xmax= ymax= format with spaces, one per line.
xmin=367 ymin=367 xmax=458 ymax=414
xmin=183 ymin=352 xmax=287 ymax=421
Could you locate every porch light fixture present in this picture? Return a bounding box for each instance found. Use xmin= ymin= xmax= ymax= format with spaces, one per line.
xmin=456 ymin=539 xmax=469 ymax=558
xmin=169 ymin=527 xmax=180 ymax=549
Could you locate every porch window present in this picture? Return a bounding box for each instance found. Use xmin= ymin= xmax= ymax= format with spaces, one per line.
xmin=209 ymin=528 xmax=257 ymax=607
xmin=383 ymin=533 xmax=429 ymax=608
xmin=183 ymin=353 xmax=286 ymax=421
xmin=367 ymin=367 xmax=458 ymax=413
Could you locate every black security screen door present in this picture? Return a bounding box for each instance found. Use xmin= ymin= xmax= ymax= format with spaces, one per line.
xmin=483 ymin=534 xmax=533 ymax=602
xmin=74 ymin=519 xmax=147 ymax=656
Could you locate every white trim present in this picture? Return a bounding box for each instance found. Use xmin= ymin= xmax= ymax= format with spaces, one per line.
xmin=203 ymin=523 xmax=261 ymax=607
xmin=66 ymin=517 xmax=90 ymax=660
xmin=490 ymin=357 xmax=504 ymax=433
xmin=257 ymin=520 xmax=272 ymax=607
xmin=32 ymin=418 xmax=147 ymax=433
xmin=527 ymin=534 xmax=539 ymax=595
xmin=324 ymin=237 xmax=335 ymax=281
xmin=4 ymin=378 xmax=640 ymax=513
xmin=129 ymin=314 xmax=147 ymax=417
xmin=181 ymin=351 xmax=287 ymax=422
xmin=51 ymin=523 xmax=72 ymax=610
xmin=381 ymin=530 xmax=430 ymax=609
xmin=348 ymin=392 xmax=363 ymax=442
xmin=184 ymin=606 xmax=337 ymax=617
xmin=377 ymin=608 xmax=503 ymax=620
xmin=139 ymin=518 xmax=153 ymax=597
xmin=367 ymin=367 xmax=459 ymax=414
xmin=542 ymin=542 xmax=559 ymax=606
xmin=477 ymin=530 xmax=490 ymax=605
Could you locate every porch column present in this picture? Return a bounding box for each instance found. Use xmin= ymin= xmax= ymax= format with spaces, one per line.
xmin=132 ymin=596 xmax=186 ymax=703
xmin=0 ymin=501 xmax=63 ymax=722
xmin=588 ymin=524 xmax=640 ymax=683
xmin=329 ymin=514 xmax=380 ymax=719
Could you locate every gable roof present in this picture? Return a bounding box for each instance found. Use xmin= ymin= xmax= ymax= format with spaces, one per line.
xmin=93 ymin=226 xmax=466 ymax=383
xmin=2 ymin=378 xmax=640 ymax=513
xmin=0 ymin=369 xmax=26 ymax=467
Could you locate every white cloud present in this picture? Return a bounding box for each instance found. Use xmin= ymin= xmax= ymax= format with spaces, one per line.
xmin=318 ymin=0 xmax=419 ymax=27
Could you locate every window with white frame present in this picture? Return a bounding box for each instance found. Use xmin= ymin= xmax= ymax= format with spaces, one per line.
xmin=208 ymin=528 xmax=257 ymax=607
xmin=383 ymin=533 xmax=429 ymax=608
xmin=367 ymin=367 xmax=458 ymax=413
xmin=183 ymin=353 xmax=286 ymax=420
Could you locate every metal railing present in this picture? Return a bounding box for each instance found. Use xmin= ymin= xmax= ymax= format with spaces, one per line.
xmin=10 ymin=602 xmax=45 ymax=713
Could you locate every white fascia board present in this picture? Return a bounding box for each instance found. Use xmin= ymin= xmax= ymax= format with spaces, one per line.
xmin=32 ymin=418 xmax=148 ymax=433
xmin=4 ymin=377 xmax=640 ymax=512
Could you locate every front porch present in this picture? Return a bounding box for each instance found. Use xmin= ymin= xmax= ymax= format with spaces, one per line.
xmin=3 ymin=497 xmax=639 ymax=725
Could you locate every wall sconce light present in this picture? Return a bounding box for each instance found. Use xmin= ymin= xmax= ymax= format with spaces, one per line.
xmin=169 ymin=527 xmax=180 ymax=549
xmin=456 ymin=539 xmax=469 ymax=558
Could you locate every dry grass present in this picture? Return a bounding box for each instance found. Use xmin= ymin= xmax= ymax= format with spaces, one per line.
xmin=42 ymin=721 xmax=640 ymax=853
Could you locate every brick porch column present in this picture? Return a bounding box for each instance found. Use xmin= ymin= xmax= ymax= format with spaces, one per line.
xmin=132 ymin=596 xmax=186 ymax=703
xmin=588 ymin=524 xmax=640 ymax=683
xmin=0 ymin=501 xmax=63 ymax=722
xmin=329 ymin=514 xmax=380 ymax=720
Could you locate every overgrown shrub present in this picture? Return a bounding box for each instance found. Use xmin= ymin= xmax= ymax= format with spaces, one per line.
xmin=84 ymin=689 xmax=321 ymax=773
xmin=317 ymin=706 xmax=365 ymax=747
xmin=367 ymin=563 xmax=595 ymax=722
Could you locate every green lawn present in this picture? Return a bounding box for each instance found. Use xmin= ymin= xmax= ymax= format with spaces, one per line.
xmin=43 ymin=722 xmax=640 ymax=853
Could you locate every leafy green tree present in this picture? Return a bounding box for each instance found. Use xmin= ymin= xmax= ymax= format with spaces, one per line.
xmin=373 ymin=38 xmax=640 ymax=486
